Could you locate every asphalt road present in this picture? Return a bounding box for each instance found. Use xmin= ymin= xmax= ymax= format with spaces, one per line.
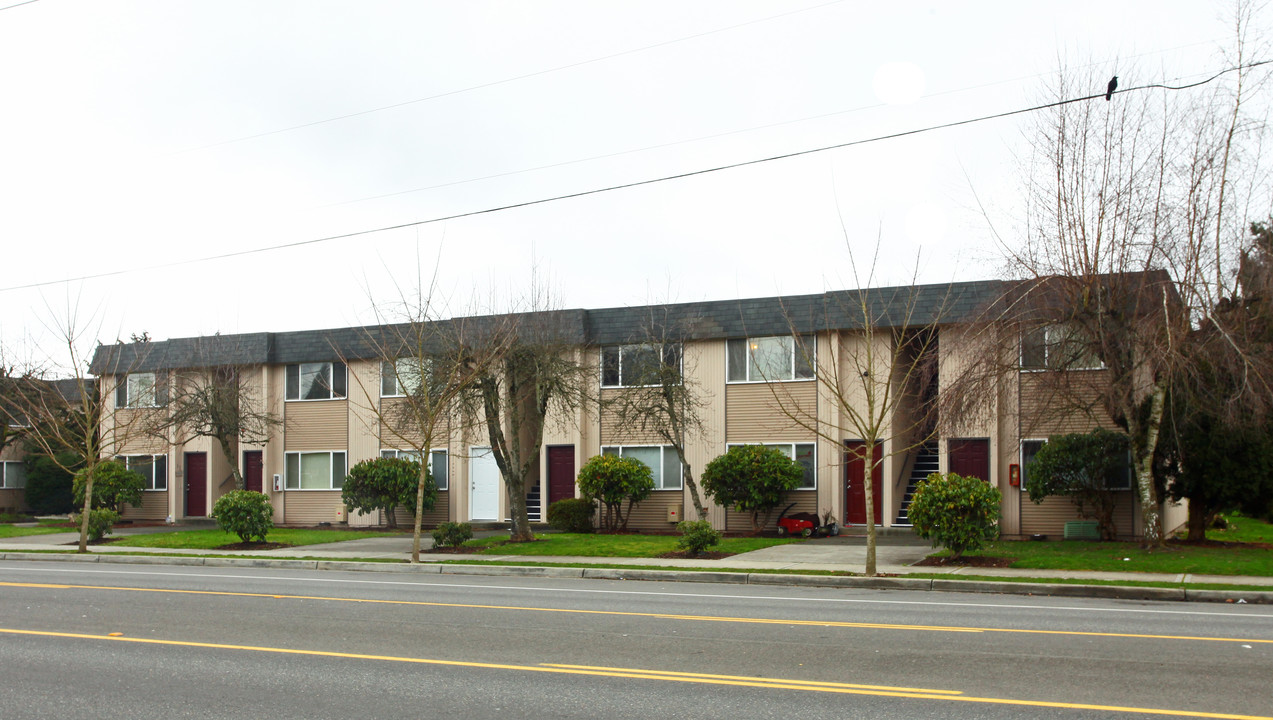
xmin=1 ymin=560 xmax=1270 ymax=719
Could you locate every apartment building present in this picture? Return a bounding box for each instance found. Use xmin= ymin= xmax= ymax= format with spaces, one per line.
xmin=87 ymin=280 xmax=1183 ymax=538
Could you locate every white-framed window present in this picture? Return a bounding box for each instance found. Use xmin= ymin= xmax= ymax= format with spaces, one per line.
xmin=600 ymin=343 xmax=682 ymax=388
xmin=116 ymin=454 xmax=167 ymax=491
xmin=727 ymin=442 xmax=817 ymax=489
xmin=284 ymin=451 xmax=347 ymax=490
xmin=0 ymin=461 xmax=26 ymax=489
xmin=380 ymin=358 xmax=427 ymax=397
xmin=286 ymin=362 xmax=347 ymax=401
xmin=115 ymin=372 xmax=166 ymax=408
xmin=600 ymin=445 xmax=683 ymax=490
xmin=380 ymin=448 xmax=449 ymax=491
xmin=726 ymin=335 xmax=814 ymax=383
xmin=1020 ymin=325 xmax=1102 ymax=371
xmin=1019 ymin=438 xmax=1132 ymax=491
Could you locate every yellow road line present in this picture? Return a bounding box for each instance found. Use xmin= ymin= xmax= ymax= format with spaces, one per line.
xmin=1 ymin=627 xmax=1269 ymax=720
xmin=3 ymin=580 xmax=1271 ymax=645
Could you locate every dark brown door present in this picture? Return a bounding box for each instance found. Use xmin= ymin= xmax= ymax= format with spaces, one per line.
xmin=244 ymin=451 xmax=263 ymax=493
xmin=547 ymin=446 xmax=576 ymax=506
xmin=844 ymin=441 xmax=883 ymax=525
xmin=949 ymin=439 xmax=990 ymax=481
xmin=185 ymin=452 xmax=207 ymax=517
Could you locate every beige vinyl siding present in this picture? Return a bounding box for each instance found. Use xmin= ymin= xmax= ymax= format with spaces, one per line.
xmin=121 ymin=491 xmax=168 ymax=520
xmin=395 ymin=490 xmax=452 ymax=528
xmin=621 ymin=490 xmax=687 ymax=531
xmin=348 ymin=361 xmax=380 ymax=466
xmin=599 ymin=388 xmax=666 ymax=445
xmin=285 ymin=401 xmax=348 ymax=451
xmin=1018 ymin=492 xmax=1137 ymax=538
xmin=1019 ymin=371 xmax=1117 ymax=437
xmin=283 ymin=491 xmax=344 ymax=525
xmin=111 ymin=408 xmax=168 ymax=454
xmin=725 ymin=490 xmax=816 ymax=532
xmin=0 ymin=489 xmax=27 ymax=513
xmin=726 ymin=381 xmax=815 ymax=442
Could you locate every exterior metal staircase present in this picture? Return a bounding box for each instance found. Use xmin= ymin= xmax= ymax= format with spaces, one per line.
xmin=895 ymin=442 xmax=939 ymax=526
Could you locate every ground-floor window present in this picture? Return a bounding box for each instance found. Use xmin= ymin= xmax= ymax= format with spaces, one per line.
xmin=727 ymin=442 xmax=816 ymax=489
xmin=600 ymin=445 xmax=683 ymax=490
xmin=117 ymin=454 xmax=167 ymax=491
xmin=285 ymin=451 xmax=347 ymax=490
xmin=380 ymin=448 xmax=448 ymax=490
xmin=0 ymin=461 xmax=26 ymax=489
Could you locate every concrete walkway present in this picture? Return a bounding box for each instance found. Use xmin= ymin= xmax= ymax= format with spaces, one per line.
xmin=3 ymin=522 xmax=1271 ymax=602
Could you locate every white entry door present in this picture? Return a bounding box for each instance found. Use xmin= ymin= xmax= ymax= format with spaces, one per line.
xmin=469 ymin=446 xmax=500 ymax=521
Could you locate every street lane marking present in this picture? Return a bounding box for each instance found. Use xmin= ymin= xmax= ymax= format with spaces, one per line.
xmin=0 ymin=626 xmax=1269 ymax=719
xmin=7 ymin=565 xmax=1273 ymax=619
xmin=4 ymin=580 xmax=1272 ymax=645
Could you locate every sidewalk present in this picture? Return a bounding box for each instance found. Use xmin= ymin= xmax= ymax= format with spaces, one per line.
xmin=3 ymin=524 xmax=1271 ymax=603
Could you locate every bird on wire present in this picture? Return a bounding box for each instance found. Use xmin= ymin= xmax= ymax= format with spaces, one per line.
xmin=1105 ymin=75 xmax=1118 ymax=101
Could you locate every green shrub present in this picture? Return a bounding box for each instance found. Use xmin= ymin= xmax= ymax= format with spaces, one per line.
xmin=72 ymin=460 xmax=144 ymax=513
xmin=212 ymin=490 xmax=274 ymax=543
xmin=24 ymin=452 xmax=79 ymax=515
xmin=71 ymin=508 xmax=121 ymax=541
xmin=1025 ymin=429 xmax=1129 ymax=540
xmin=431 ymin=521 xmax=473 ymax=548
xmin=701 ymin=445 xmax=803 ymax=532
xmin=576 ymin=454 xmax=655 ymax=532
xmin=908 ymin=472 xmax=1002 ymax=559
xmin=676 ymin=519 xmax=722 ymax=556
xmin=341 ymin=457 xmax=431 ymax=528
xmin=547 ymin=497 xmax=595 ymax=533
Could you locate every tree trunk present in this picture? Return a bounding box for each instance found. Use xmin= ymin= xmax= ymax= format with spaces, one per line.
xmin=218 ymin=435 xmax=243 ymax=490
xmin=507 ymin=476 xmax=533 ymax=541
xmin=1131 ymin=381 xmax=1168 ymax=549
xmin=1186 ymin=499 xmax=1209 ymax=542
xmin=863 ymin=441 xmax=878 ymax=577
xmin=77 ymin=467 xmax=95 ymax=553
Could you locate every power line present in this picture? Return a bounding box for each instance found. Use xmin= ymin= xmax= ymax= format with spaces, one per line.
xmin=0 ymin=0 xmax=42 ymax=11
xmin=3 ymin=60 xmax=1265 ymax=295
xmin=327 ymin=39 xmax=1224 ymax=210
xmin=175 ymin=0 xmax=846 ymax=154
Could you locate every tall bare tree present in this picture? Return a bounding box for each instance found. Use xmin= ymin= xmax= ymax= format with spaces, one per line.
xmin=977 ymin=17 xmax=1269 ymax=546
xmin=768 ymin=249 xmax=949 ymax=576
xmin=603 ymin=307 xmax=711 ymax=520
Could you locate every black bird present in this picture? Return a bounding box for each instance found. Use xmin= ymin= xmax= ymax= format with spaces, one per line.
xmin=1105 ymin=76 xmax=1118 ymax=101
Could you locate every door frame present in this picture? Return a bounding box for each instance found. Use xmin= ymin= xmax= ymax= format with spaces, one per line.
xmin=546 ymin=445 xmax=576 ymax=506
xmin=468 ymin=446 xmax=500 ymax=521
xmin=844 ymin=440 xmax=883 ymax=525
xmin=184 ymin=452 xmax=208 ymax=518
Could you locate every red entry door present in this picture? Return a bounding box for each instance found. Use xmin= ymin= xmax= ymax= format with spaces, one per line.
xmin=244 ymin=451 xmax=263 ymax=493
xmin=547 ymin=446 xmax=576 ymax=506
xmin=844 ymin=441 xmax=883 ymax=525
xmin=949 ymin=439 xmax=990 ymax=481
xmin=185 ymin=452 xmax=207 ymax=517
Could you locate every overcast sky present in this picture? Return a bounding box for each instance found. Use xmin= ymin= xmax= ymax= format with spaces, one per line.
xmin=0 ymin=0 xmax=1254 ymax=370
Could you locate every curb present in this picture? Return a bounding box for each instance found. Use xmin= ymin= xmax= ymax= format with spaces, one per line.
xmin=4 ymin=551 xmax=1271 ymax=604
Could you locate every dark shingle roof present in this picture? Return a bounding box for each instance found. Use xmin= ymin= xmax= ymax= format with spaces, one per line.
xmin=87 ymin=280 xmax=1016 ymax=374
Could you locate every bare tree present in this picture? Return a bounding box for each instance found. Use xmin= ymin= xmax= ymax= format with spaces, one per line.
xmin=768 ymin=249 xmax=947 ymax=576
xmin=603 ymin=307 xmax=711 ymax=520
xmin=5 ymin=302 xmax=149 ymax=552
xmin=457 ymin=279 xmax=591 ymax=542
xmin=155 ymin=362 xmax=280 ymax=492
xmin=977 ymin=22 xmax=1270 ymax=546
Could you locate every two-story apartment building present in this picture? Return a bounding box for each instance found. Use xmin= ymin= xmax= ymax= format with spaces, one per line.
xmin=87 ymin=280 xmax=1185 ymax=539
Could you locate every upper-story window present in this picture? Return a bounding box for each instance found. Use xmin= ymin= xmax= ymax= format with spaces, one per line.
xmin=726 ymin=335 xmax=814 ymax=383
xmin=115 ymin=372 xmax=166 ymax=408
xmin=1020 ymin=325 xmax=1102 ymax=371
xmin=381 ymin=358 xmax=427 ymax=398
xmin=601 ymin=344 xmax=681 ymax=388
xmin=286 ymin=362 xmax=347 ymax=401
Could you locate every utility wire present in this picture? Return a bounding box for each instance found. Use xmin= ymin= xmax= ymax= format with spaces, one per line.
xmin=3 ymin=60 xmax=1266 ymax=295
xmin=0 ymin=0 xmax=42 ymax=11
xmin=175 ymin=0 xmax=845 ymax=153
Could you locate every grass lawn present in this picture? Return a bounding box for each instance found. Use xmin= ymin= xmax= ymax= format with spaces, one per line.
xmin=931 ymin=514 xmax=1273 ymax=577
xmin=0 ymin=524 xmax=75 ymax=539
xmin=112 ymin=528 xmax=403 ymax=549
xmin=463 ymin=533 xmax=800 ymax=557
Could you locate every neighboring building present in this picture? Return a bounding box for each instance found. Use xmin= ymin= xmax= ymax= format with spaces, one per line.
xmin=87 ymin=280 xmax=1186 ymax=538
xmin=0 ymin=378 xmax=93 ymax=514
